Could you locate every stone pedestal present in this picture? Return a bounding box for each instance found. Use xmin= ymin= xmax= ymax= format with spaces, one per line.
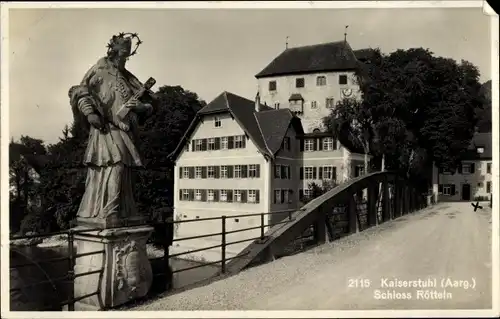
xmin=72 ymin=225 xmax=153 ymax=311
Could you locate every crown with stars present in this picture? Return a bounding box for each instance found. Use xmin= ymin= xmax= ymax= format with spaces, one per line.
xmin=106 ymin=32 xmax=143 ymax=57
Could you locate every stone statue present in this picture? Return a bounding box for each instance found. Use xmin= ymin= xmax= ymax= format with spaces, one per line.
xmin=69 ymin=33 xmax=158 ymax=227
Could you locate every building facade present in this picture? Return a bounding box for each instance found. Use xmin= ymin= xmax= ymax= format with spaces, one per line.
xmin=432 ymin=132 xmax=493 ymax=202
xmin=255 ymin=41 xmax=363 ymax=133
xmin=169 ymin=91 xmax=367 ymax=262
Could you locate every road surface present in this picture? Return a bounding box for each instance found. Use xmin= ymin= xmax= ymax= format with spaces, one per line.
xmin=135 ymin=202 xmax=493 ymax=310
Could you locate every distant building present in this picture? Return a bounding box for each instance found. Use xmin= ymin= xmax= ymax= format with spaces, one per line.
xmin=432 ymin=132 xmax=493 ymax=202
xmin=255 ymin=41 xmax=364 ymax=133
xmin=168 ymin=91 xmax=367 ymax=261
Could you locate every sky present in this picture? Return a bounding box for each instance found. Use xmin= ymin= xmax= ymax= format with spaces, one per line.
xmin=7 ymin=4 xmax=493 ymax=144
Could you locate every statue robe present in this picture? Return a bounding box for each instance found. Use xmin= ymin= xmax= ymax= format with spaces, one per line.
xmin=69 ymin=57 xmax=154 ymax=222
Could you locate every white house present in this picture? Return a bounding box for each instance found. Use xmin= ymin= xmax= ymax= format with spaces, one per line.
xmin=168 ymin=91 xmax=368 ymax=262
xmin=432 ymin=132 xmax=493 ymax=202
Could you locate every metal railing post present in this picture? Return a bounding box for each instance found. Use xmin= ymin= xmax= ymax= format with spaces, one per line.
xmin=221 ymin=215 xmax=227 ymax=274
xmin=67 ymin=229 xmax=75 ymax=311
xmin=260 ymin=213 xmax=265 ymax=239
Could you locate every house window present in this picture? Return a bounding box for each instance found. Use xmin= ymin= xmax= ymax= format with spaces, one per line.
xmin=195 ymin=167 xmax=202 ymax=179
xmin=234 ymin=165 xmax=242 ymax=178
xmin=283 ymin=190 xmax=289 ymax=204
xmin=443 ymin=185 xmax=451 ymax=196
xmin=249 ymin=165 xmax=258 ymax=178
xmin=248 ymin=190 xmax=257 ymax=203
xmin=274 ymin=189 xmax=281 ymax=204
xmin=487 ymin=163 xmax=492 ymax=174
xmin=462 ymin=163 xmax=472 ymax=174
xmin=182 ymin=190 xmax=189 ymax=200
xmin=322 ymin=137 xmax=334 ymax=151
xmin=304 ymin=167 xmax=314 ymax=180
xmin=214 ymin=117 xmax=221 ymax=128
xmin=274 ymin=165 xmax=281 ymax=178
xmin=487 ymin=181 xmax=491 ymax=193
xmin=269 ymin=81 xmax=277 ymax=91
xmin=235 ymin=135 xmax=244 ymax=148
xmin=221 ymin=137 xmax=228 ymax=150
xmin=207 ymin=166 xmax=215 ymax=178
xmin=208 ymin=138 xmax=216 ymax=150
xmin=316 ymin=76 xmax=326 ymax=86
xmin=476 ymin=147 xmax=484 ymax=154
xmin=323 ymin=166 xmax=334 ymax=180
xmin=303 ymin=188 xmax=312 ymax=199
xmin=220 ymin=190 xmax=228 ymax=202
xmin=195 ymin=139 xmax=203 ymax=151
xmin=274 ymin=102 xmax=280 ymax=109
xmin=233 ymin=190 xmax=242 ymax=202
xmin=355 ymin=166 xmax=364 ymax=177
xmin=478 ymin=182 xmax=483 ymax=188
xmin=182 ymin=167 xmax=190 ymax=179
xmin=311 ymin=101 xmax=318 ymax=109
xmin=282 ymin=137 xmax=290 ymax=150
xmin=220 ymin=166 xmax=228 ymax=178
xmin=296 ymin=78 xmax=305 ymax=88
xmin=326 ymin=98 xmax=335 ymax=108
xmin=207 ymin=189 xmax=214 ymax=201
xmin=339 ymin=74 xmax=348 ymax=85
xmin=195 ymin=189 xmax=202 ymax=201
xmin=304 ymin=139 xmax=314 ymax=152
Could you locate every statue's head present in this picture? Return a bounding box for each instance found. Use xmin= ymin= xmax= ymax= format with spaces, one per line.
xmin=106 ymin=32 xmax=142 ymax=68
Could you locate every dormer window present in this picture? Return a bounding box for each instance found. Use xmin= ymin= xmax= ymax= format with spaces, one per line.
xmin=296 ymin=78 xmax=305 ymax=88
xmin=476 ymin=147 xmax=484 ymax=154
xmin=214 ymin=116 xmax=221 ymax=128
xmin=274 ymin=102 xmax=280 ymax=110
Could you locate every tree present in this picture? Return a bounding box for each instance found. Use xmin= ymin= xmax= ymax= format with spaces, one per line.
xmin=302 ymin=180 xmax=338 ymax=204
xmin=324 ymin=47 xmax=483 ymax=188
xmin=476 ymin=80 xmax=492 ymax=133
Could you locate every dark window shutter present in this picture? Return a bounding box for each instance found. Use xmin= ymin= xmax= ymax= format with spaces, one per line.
xmin=438 ymin=184 xmax=443 ymax=194
xmin=319 ymin=167 xmax=323 ymax=179
xmin=242 ymin=165 xmax=248 ymax=178
xmin=312 ymin=139 xmax=317 ymax=151
xmin=313 ymin=167 xmax=317 ymax=179
xmin=215 ymin=137 xmax=221 ymax=150
xmin=214 ymin=190 xmax=219 ymax=202
xmin=333 ymin=139 xmax=337 ymax=150
xmin=215 ymin=166 xmax=220 ymax=178
xmin=299 ymin=189 xmax=304 ymax=201
xmin=241 ymin=136 xmax=246 ymax=148
xmin=281 ymin=165 xmax=286 ymax=179
xmin=241 ymin=190 xmax=247 ymax=203
xmin=228 ymin=165 xmax=233 ymax=178
xmin=487 ymin=182 xmax=491 ymax=193
xmin=189 ymin=167 xmax=194 ymax=179
xmin=273 ymin=190 xmax=277 ymax=204
xmin=458 ymin=165 xmax=462 ymax=174
xmin=189 ymin=189 xmax=194 ymax=201
xmin=192 ymin=140 xmax=195 ymax=151
xmin=287 ymin=137 xmax=291 ymax=150
xmin=201 ymin=167 xmax=207 ymax=179
xmin=228 ymin=136 xmax=234 ymax=149
xmin=300 ymin=138 xmax=304 ymax=152
xmin=470 ymin=163 xmax=475 ymax=173
xmin=281 ymin=190 xmax=285 ymax=204
xmin=318 ymin=139 xmax=323 ymax=151
xmin=179 ymin=167 xmax=182 ymax=178
xmin=202 ymin=139 xmax=207 ymax=151
xmin=227 ymin=190 xmax=233 ymax=202
xmin=201 ymin=190 xmax=207 ymax=201
xmin=274 ymin=165 xmax=279 ymax=178
xmin=451 ymin=184 xmax=456 ymax=195
xmin=332 ymin=167 xmax=337 ymax=181
xmin=179 ymin=189 xmax=183 ymax=200
xmin=256 ymin=190 xmax=260 ymax=203
xmin=256 ymin=165 xmax=260 ymax=178
xmin=287 ymin=166 xmax=291 ymax=179
xmin=300 ymin=167 xmax=304 ymax=180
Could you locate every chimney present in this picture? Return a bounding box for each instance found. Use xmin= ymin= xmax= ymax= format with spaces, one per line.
xmin=255 ymin=91 xmax=261 ymax=112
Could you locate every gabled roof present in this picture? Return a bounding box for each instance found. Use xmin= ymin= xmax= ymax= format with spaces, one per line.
xmin=463 ymin=132 xmax=492 ymax=160
xmin=168 ymin=92 xmax=304 ymax=162
xmin=255 ymin=41 xmax=359 ymax=78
